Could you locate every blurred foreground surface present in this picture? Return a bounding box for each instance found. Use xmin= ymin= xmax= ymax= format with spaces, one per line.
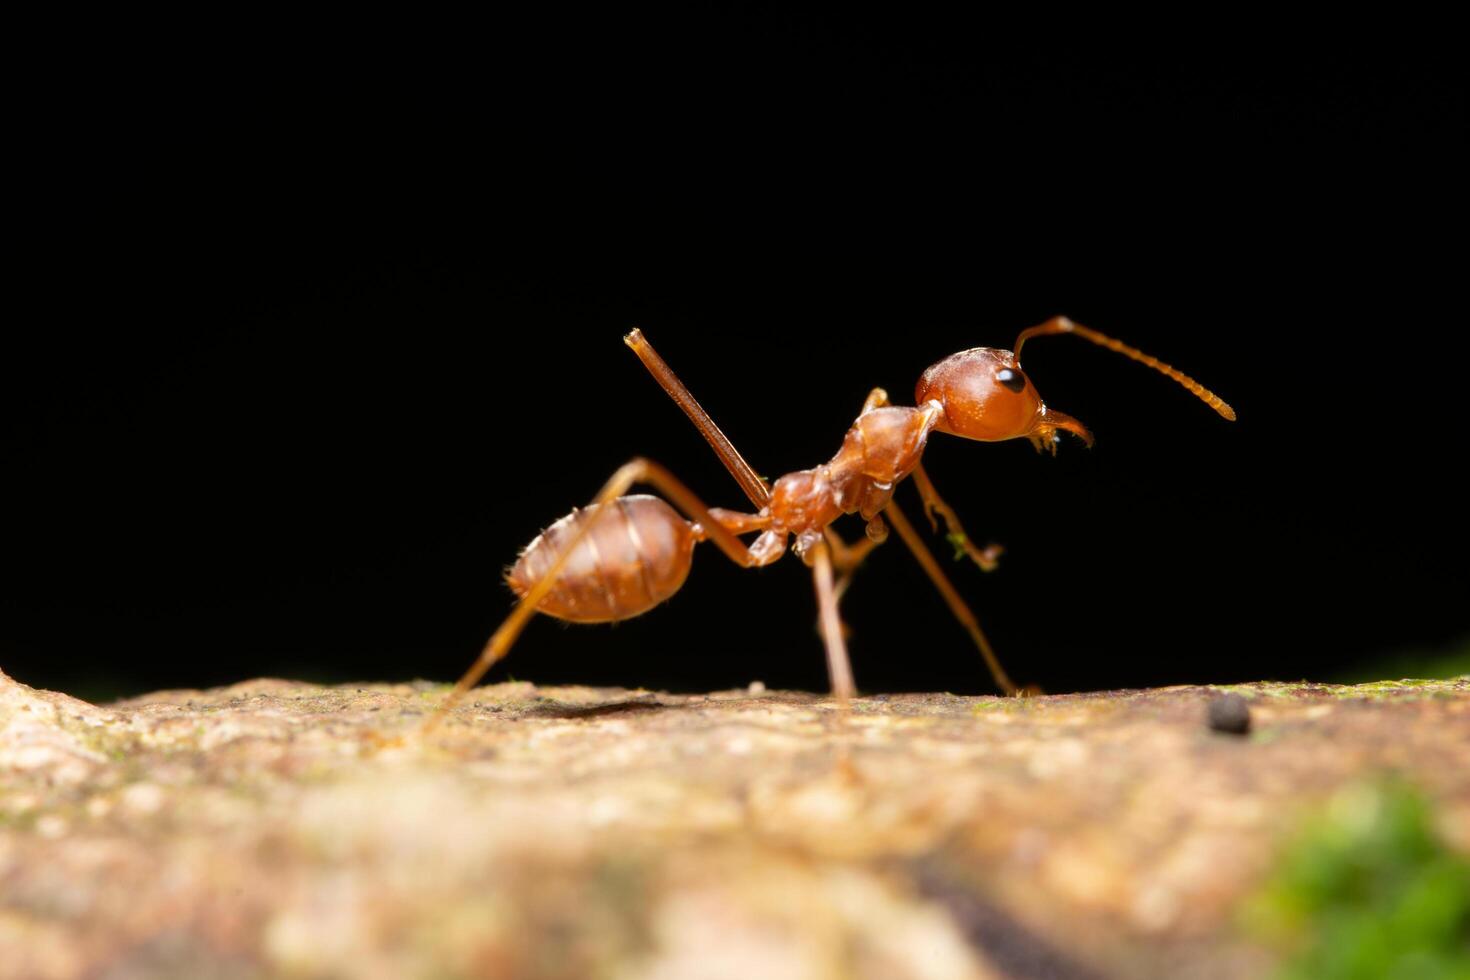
xmin=1 ymin=669 xmax=1467 ymax=979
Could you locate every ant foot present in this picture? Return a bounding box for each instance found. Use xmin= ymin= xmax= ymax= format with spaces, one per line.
xmin=946 ymin=532 xmax=1004 ymax=572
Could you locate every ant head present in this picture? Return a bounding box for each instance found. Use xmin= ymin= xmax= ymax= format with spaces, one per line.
xmin=915 ymin=346 xmax=1093 ymax=453
xmin=915 ymin=317 xmax=1236 ymax=455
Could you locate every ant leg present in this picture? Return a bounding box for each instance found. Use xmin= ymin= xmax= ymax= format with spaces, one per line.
xmin=883 ymin=501 xmax=1021 ymax=696
xmin=884 ymin=377 xmax=999 ymax=569
xmin=855 ymin=389 xmax=1010 ymax=687
xmin=629 ymin=325 xmax=872 ymax=691
xmin=806 ymin=334 xmax=894 ymax=681
xmin=814 ymin=540 xmax=861 ymax=777
xmin=824 ymin=525 xmax=884 ymax=603
xmin=910 ymin=463 xmax=1003 ymax=572
xmin=811 ymin=527 xmax=884 ymax=646
xmin=706 ymin=507 xmax=771 ymax=536
xmin=625 ymin=329 xmax=772 ymax=510
xmin=858 ymin=387 xmax=889 ymax=414
xmin=424 ymin=457 xmax=776 ymax=733
xmin=810 ymin=538 xmax=857 ymax=704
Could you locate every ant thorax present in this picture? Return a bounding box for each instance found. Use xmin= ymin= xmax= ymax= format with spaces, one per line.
xmin=768 ymin=403 xmax=943 ymax=554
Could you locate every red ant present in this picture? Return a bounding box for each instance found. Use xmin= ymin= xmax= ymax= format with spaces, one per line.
xmin=430 ymin=317 xmax=1234 ymax=726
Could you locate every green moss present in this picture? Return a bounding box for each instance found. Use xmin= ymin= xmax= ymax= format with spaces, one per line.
xmin=1211 ymin=679 xmax=1465 ymax=704
xmin=1243 ymin=779 xmax=1470 ymax=979
xmin=0 ymin=808 xmax=38 ymax=831
xmin=945 ymin=531 xmax=970 ymax=561
xmin=70 ymin=723 xmax=135 ymax=761
xmin=1335 ymin=638 xmax=1470 ymax=685
xmin=1213 ymin=682 xmax=1304 ymax=699
xmin=1350 ymin=679 xmax=1435 ymax=693
xmin=1331 ymin=679 xmax=1465 ymax=702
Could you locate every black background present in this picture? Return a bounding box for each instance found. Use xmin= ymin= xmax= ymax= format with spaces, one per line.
xmin=6 ymin=13 xmax=1464 ymax=700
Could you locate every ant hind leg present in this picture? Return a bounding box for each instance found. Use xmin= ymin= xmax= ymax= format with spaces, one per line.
xmin=423 ymin=457 xmax=773 ymax=735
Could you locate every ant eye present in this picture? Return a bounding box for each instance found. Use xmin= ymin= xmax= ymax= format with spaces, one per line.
xmin=996 ymin=368 xmax=1026 ymax=393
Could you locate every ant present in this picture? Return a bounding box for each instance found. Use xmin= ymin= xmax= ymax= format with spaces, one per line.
xmin=429 ymin=317 xmax=1233 ymax=728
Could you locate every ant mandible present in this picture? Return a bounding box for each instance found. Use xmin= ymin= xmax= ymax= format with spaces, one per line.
xmin=430 ymin=317 xmax=1234 ymax=726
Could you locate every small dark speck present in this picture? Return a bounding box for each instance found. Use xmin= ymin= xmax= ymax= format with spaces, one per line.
xmin=874 ymin=694 xmax=891 ymax=701
xmin=1207 ymin=693 xmax=1251 ymax=735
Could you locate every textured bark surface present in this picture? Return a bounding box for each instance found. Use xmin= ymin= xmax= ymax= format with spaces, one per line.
xmin=2 ymin=667 xmax=1467 ymax=979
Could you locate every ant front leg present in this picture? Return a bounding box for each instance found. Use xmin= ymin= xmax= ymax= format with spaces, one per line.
xmin=910 ymin=463 xmax=1003 ymax=572
xmin=858 ymin=386 xmax=1000 ymax=573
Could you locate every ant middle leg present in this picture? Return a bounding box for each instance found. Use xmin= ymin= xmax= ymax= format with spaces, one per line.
xmin=824 ymin=524 xmax=884 ymax=604
xmin=810 ymin=538 xmax=857 ymax=705
xmin=855 ymin=386 xmax=1000 ymax=573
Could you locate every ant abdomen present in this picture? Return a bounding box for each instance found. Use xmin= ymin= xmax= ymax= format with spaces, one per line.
xmin=506 ymin=494 xmax=698 ymax=623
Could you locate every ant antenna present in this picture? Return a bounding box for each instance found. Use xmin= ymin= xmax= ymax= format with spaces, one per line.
xmin=1014 ymin=317 xmax=1237 ymax=421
